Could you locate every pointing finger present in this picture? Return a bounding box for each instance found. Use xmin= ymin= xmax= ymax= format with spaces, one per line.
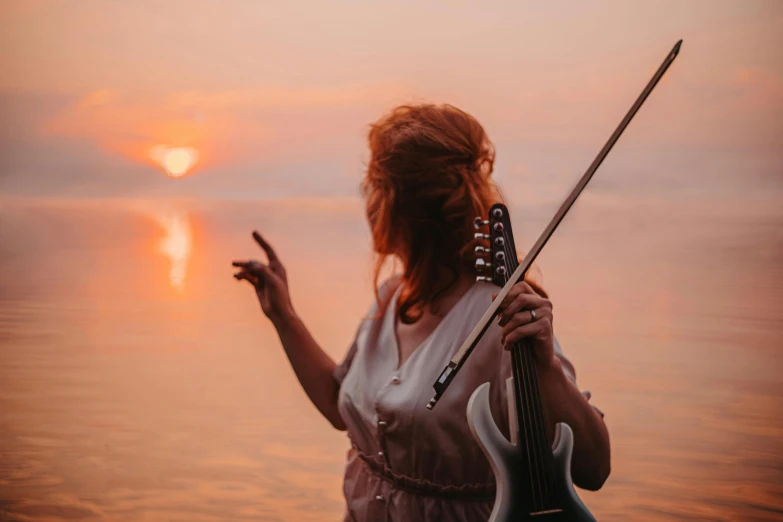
xmin=253 ymin=231 xmax=279 ymax=263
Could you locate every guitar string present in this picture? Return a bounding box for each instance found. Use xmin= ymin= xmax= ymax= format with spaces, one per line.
xmin=521 ymin=342 xmax=551 ymax=507
xmin=525 ymin=343 xmax=558 ymax=501
xmin=508 ymin=240 xmax=556 ymax=507
xmin=509 ymin=332 xmax=541 ymax=511
xmin=518 ymin=270 xmax=551 ymax=508
xmin=500 ymin=235 xmax=549 ymax=509
xmin=521 ymin=337 xmax=555 ymax=506
xmin=498 ymin=234 xmax=541 ymax=510
xmin=500 ymin=231 xmax=546 ymax=510
xmin=507 ymin=230 xmax=558 ymax=503
xmin=502 ymin=228 xmax=557 ymax=508
xmin=517 ymin=339 xmax=546 ymax=509
xmin=506 ymin=227 xmax=557 ymax=506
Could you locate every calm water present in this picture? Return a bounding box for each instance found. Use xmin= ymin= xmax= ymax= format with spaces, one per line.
xmin=0 ymin=196 xmax=781 ymax=521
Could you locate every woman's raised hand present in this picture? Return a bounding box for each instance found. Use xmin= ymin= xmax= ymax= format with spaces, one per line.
xmin=232 ymin=231 xmax=293 ymax=321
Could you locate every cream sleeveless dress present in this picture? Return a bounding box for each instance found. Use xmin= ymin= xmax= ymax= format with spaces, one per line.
xmin=334 ymin=276 xmax=591 ymax=522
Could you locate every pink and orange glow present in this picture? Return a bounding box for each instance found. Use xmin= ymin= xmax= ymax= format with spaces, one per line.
xmin=2 ymin=1 xmax=778 ymax=199
xmin=0 ymin=1 xmax=781 ymax=521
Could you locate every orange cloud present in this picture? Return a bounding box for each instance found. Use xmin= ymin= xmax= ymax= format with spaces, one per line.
xmin=43 ymin=90 xmax=228 ymax=173
xmin=41 ymin=84 xmax=410 ymax=175
xmin=38 ymin=62 xmax=783 ymax=183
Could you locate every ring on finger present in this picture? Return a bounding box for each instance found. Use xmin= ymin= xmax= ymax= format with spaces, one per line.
xmin=530 ymin=309 xmax=537 ymax=322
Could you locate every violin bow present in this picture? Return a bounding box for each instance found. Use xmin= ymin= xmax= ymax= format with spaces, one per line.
xmin=427 ymin=39 xmax=683 ymax=410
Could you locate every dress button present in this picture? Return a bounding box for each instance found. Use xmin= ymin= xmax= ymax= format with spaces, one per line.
xmin=378 ymin=420 xmax=387 ymax=427
xmin=378 ymin=451 xmax=384 ymax=457
xmin=376 ymin=495 xmax=384 ymax=501
xmin=391 ymin=375 xmax=401 ymax=385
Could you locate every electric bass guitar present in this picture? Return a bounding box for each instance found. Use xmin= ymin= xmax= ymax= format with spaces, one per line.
xmin=468 ymin=203 xmax=594 ymax=521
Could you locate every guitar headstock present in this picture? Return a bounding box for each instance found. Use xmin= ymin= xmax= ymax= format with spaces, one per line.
xmin=473 ymin=203 xmax=518 ymax=288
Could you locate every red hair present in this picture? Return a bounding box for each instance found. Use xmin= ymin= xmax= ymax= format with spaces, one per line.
xmin=362 ymin=103 xmax=544 ymax=324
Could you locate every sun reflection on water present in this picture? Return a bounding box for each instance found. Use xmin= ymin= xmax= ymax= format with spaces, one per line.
xmin=156 ymin=210 xmax=192 ymax=293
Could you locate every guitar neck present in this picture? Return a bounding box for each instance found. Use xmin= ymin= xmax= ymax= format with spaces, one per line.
xmin=509 ymin=338 xmax=559 ymax=508
xmin=490 ymin=203 xmax=561 ymax=510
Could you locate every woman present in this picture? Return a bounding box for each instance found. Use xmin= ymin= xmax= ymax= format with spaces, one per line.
xmin=232 ymin=104 xmax=610 ymax=521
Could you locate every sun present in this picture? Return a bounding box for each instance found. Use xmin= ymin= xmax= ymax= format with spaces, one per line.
xmin=150 ymin=146 xmax=200 ymax=178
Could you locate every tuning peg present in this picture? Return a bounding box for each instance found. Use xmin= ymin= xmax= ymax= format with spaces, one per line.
xmin=474 ymin=245 xmax=488 ymax=255
xmin=473 ymin=217 xmax=490 ymax=229
xmin=493 ymin=222 xmax=504 ymax=232
xmin=476 ymin=276 xmax=492 ymax=283
xmin=492 ymin=208 xmax=504 ymax=219
xmin=496 ymin=266 xmax=506 ymax=276
xmin=495 ymin=251 xmax=505 ymax=261
xmin=494 ymin=236 xmax=504 ymax=246
xmin=475 ymin=258 xmax=492 ymax=271
xmin=474 ymin=232 xmax=490 ymax=240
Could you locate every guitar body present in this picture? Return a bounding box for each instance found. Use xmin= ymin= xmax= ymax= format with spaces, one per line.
xmin=467 ymin=383 xmax=596 ymax=522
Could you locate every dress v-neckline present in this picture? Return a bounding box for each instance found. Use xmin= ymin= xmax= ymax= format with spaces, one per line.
xmin=389 ymin=281 xmax=477 ymax=372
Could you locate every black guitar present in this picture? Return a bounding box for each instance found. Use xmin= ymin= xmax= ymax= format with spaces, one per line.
xmin=466 ymin=203 xmax=595 ymax=521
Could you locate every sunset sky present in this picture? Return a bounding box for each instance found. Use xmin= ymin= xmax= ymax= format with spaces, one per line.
xmin=0 ymin=0 xmax=781 ymax=205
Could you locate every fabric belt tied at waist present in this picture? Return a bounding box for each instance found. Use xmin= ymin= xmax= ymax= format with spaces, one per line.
xmin=357 ymin=451 xmax=496 ymax=501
